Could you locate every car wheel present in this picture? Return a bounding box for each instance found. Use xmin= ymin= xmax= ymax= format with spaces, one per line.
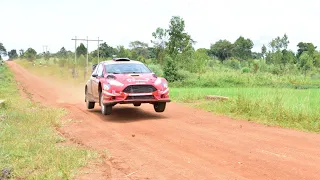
xmin=154 ymin=102 xmax=166 ymax=112
xmin=133 ymin=103 xmax=141 ymax=107
xmin=86 ymin=89 xmax=95 ymax=109
xmin=100 ymin=92 xmax=112 ymax=115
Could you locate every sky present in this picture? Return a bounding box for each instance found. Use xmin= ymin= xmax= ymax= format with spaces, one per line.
xmin=1 ymin=0 xmax=319 ymax=57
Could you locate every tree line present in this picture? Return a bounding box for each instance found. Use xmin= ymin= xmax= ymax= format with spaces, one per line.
xmin=2 ymin=16 xmax=320 ymax=80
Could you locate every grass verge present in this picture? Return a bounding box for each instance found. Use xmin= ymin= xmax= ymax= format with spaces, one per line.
xmin=0 ymin=64 xmax=96 ymax=179
xmin=171 ymin=88 xmax=320 ymax=132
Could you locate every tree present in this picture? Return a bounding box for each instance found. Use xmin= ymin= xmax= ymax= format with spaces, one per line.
xmin=147 ymin=47 xmax=156 ymax=59
xmin=76 ymin=43 xmax=87 ymax=57
xmin=176 ymin=44 xmax=195 ymax=71
xmin=261 ymin=44 xmax=267 ymax=59
xmin=252 ymin=52 xmax=263 ymax=59
xmin=129 ymin=40 xmax=149 ymax=59
xmin=163 ymin=55 xmax=178 ymax=82
xmin=313 ymin=51 xmax=320 ymax=68
xmin=297 ymin=42 xmax=317 ymax=58
xmin=166 ymin=16 xmax=195 ymax=59
xmin=8 ymin=49 xmax=18 ymax=59
xmin=209 ymin=40 xmax=233 ymax=61
xmin=232 ymin=36 xmax=254 ymax=60
xmin=0 ymin=42 xmax=7 ymax=59
xmin=57 ymin=47 xmax=67 ymax=59
xmin=265 ymin=50 xmax=282 ymax=65
xmin=43 ymin=51 xmax=50 ymax=61
xmin=194 ymin=49 xmax=210 ymax=77
xmin=24 ymin=48 xmax=37 ymax=61
xmin=281 ymin=34 xmax=289 ymax=50
xmin=281 ymin=49 xmax=296 ymax=67
xmin=117 ymin=46 xmax=130 ymax=58
xmin=269 ymin=34 xmax=289 ymax=52
xmin=19 ymin=49 xmax=24 ymax=57
xmin=151 ymin=27 xmax=168 ymax=64
xmin=92 ymin=42 xmax=117 ymax=58
xmin=299 ymin=52 xmax=313 ymax=76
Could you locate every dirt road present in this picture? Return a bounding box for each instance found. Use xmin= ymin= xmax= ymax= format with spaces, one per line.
xmin=7 ymin=61 xmax=320 ymax=180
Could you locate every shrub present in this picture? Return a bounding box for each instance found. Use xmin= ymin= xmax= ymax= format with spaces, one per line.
xmin=58 ymin=59 xmax=67 ymax=67
xmin=91 ymin=57 xmax=98 ymax=65
xmin=229 ymin=59 xmax=241 ymax=69
xmin=147 ymin=64 xmax=164 ymax=77
xmin=270 ymin=65 xmax=281 ymax=75
xmin=163 ymin=56 xmax=178 ymax=82
xmin=253 ymin=61 xmax=259 ymax=73
xmin=241 ymin=67 xmax=250 ymax=73
xmin=240 ymin=61 xmax=248 ymax=68
xmin=177 ymin=69 xmax=193 ymax=81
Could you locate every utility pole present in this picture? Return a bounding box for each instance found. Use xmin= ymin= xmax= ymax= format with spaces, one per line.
xmin=98 ymin=37 xmax=100 ymax=63
xmin=42 ymin=45 xmax=48 ymax=53
xmin=74 ymin=36 xmax=77 ymax=65
xmin=85 ymin=36 xmax=89 ymax=80
xmin=42 ymin=45 xmax=48 ymax=66
xmin=71 ymin=36 xmax=103 ymax=80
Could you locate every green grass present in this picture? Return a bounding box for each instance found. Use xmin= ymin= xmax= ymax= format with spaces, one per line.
xmin=171 ymin=88 xmax=320 ymax=132
xmin=0 ymin=64 xmax=97 ymax=179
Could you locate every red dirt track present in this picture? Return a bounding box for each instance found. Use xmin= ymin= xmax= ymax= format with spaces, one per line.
xmin=7 ymin=61 xmax=320 ymax=180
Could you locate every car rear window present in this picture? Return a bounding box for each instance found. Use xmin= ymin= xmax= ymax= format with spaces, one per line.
xmin=105 ymin=63 xmax=152 ymax=74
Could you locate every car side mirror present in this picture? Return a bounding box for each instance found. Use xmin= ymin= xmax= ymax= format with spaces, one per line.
xmin=92 ymin=64 xmax=97 ymax=72
xmin=92 ymin=74 xmax=98 ymax=78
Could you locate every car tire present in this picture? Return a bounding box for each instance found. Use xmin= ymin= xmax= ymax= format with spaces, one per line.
xmin=154 ymin=102 xmax=166 ymax=112
xmin=86 ymin=89 xmax=95 ymax=109
xmin=86 ymin=100 xmax=95 ymax=109
xmin=100 ymin=92 xmax=112 ymax=115
xmin=133 ymin=103 xmax=141 ymax=107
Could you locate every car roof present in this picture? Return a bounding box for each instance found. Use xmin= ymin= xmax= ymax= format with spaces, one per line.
xmin=100 ymin=58 xmax=144 ymax=65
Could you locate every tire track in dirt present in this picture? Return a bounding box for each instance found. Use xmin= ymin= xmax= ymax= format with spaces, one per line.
xmin=7 ymin=61 xmax=320 ymax=180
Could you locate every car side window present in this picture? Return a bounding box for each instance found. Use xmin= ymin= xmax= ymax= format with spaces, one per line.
xmin=92 ymin=64 xmax=99 ymax=75
xmin=97 ymin=64 xmax=104 ymax=77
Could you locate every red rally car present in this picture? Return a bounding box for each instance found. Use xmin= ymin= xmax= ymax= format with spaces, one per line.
xmin=85 ymin=58 xmax=171 ymax=115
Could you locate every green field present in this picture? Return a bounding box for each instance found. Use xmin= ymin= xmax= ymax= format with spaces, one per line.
xmin=0 ymin=65 xmax=96 ymax=179
xmin=171 ymin=88 xmax=320 ymax=132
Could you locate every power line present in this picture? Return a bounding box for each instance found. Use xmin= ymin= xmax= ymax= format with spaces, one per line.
xmin=71 ymin=36 xmax=103 ymax=79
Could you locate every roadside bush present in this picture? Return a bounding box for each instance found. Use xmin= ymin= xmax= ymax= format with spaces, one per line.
xmin=224 ymin=59 xmax=241 ymax=70
xmin=91 ymin=57 xmax=98 ymax=65
xmin=241 ymin=67 xmax=250 ymax=73
xmin=177 ymin=69 xmax=193 ymax=81
xmin=58 ymin=59 xmax=67 ymax=67
xmin=148 ymin=64 xmax=164 ymax=77
xmin=269 ymin=65 xmax=281 ymax=75
xmin=164 ymin=56 xmax=178 ymax=82
xmin=240 ymin=61 xmax=248 ymax=68
xmin=137 ymin=56 xmax=146 ymax=63
xmin=144 ymin=58 xmax=153 ymax=65
xmin=253 ymin=61 xmax=259 ymax=73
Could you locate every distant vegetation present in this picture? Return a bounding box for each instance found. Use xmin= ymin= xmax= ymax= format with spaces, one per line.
xmin=2 ymin=16 xmax=320 ymax=88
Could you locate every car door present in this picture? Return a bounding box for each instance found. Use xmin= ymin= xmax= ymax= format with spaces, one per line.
xmin=88 ymin=64 xmax=99 ymax=98
xmin=92 ymin=63 xmax=104 ymax=100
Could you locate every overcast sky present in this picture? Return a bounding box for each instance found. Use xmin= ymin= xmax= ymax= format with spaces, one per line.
xmin=0 ymin=0 xmax=319 ymax=55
